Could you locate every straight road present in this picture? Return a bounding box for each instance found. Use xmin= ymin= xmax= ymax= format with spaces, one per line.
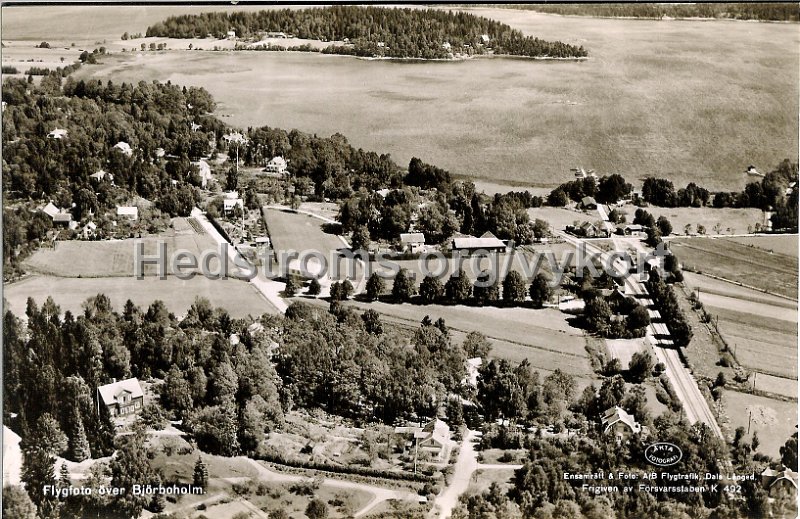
xmin=559 ymin=223 xmax=723 ymax=438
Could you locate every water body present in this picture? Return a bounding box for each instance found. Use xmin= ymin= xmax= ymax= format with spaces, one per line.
xmin=9 ymin=6 xmax=799 ymax=190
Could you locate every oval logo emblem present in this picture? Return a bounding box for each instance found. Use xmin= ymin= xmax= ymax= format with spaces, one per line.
xmin=645 ymin=442 xmax=683 ymax=466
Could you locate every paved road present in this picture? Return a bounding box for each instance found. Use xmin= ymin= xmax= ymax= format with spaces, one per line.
xmin=560 ymin=223 xmax=723 ymax=439
xmin=429 ymin=430 xmax=478 ymax=519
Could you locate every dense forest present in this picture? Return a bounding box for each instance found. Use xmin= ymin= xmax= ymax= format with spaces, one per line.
xmin=510 ymin=3 xmax=799 ymax=22
xmin=145 ymin=6 xmax=588 ymax=59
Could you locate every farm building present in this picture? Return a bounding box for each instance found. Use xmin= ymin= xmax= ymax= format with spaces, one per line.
xmin=113 ymin=141 xmax=133 ymax=156
xmin=265 ymin=156 xmax=288 ymax=176
xmin=52 ymin=213 xmax=74 ymax=228
xmin=601 ymin=406 xmax=641 ymax=444
xmin=760 ymin=467 xmax=798 ymax=497
xmin=116 ymin=206 xmax=139 ymax=220
xmin=227 ymin=30 xmax=236 ymax=40
xmin=569 ymin=221 xmax=608 ymax=238
xmin=580 ymin=196 xmax=598 ymax=210
xmin=621 ymin=224 xmax=645 ymax=235
xmin=98 ymin=378 xmax=144 ymax=417
xmin=451 ymin=231 xmax=506 ymax=254
xmin=399 ymin=232 xmax=425 ymax=253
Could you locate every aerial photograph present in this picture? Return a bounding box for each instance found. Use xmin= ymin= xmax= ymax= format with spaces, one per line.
xmin=1 ymin=2 xmax=798 ymax=518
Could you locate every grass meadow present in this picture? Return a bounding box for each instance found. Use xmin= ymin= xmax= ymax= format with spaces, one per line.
xmin=3 ymin=275 xmax=279 ymax=319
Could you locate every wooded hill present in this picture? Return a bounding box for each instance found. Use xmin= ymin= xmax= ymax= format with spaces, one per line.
xmin=145 ymin=6 xmax=588 ymax=59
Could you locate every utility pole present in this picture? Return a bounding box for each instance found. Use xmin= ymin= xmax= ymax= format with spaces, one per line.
xmin=752 ymin=372 xmax=757 ymax=394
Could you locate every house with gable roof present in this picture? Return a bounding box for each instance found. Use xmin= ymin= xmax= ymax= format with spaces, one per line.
xmin=761 ymin=466 xmax=798 ymax=497
xmin=98 ymin=378 xmax=144 ymax=417
xmin=601 ymin=406 xmax=641 ymax=444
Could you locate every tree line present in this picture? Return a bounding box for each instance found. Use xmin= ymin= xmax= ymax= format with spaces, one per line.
xmin=145 ymin=6 xmax=588 ymax=59
xmin=519 ymin=3 xmax=799 ymax=22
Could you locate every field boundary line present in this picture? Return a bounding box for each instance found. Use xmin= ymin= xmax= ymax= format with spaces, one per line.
xmin=683 ymin=268 xmax=798 ymax=302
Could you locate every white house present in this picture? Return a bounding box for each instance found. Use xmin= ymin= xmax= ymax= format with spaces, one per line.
xmin=90 ymin=169 xmax=108 ymax=182
xmin=195 ymin=159 xmax=213 ymax=188
xmin=48 ymin=128 xmax=68 ymax=139
xmin=464 ymin=357 xmax=483 ymax=388
xmin=113 ymin=141 xmax=133 ymax=157
xmin=394 ymin=418 xmax=452 ymax=461
xmin=265 ymin=156 xmax=288 ymax=176
xmin=601 ymin=406 xmax=641 ymax=444
xmin=227 ymin=30 xmax=236 ymax=40
xmin=116 ymin=206 xmax=139 ymax=220
xmin=98 ymin=378 xmax=144 ymax=417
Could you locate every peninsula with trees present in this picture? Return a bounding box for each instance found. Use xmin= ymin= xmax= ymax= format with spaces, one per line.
xmin=144 ymin=6 xmax=588 ymax=59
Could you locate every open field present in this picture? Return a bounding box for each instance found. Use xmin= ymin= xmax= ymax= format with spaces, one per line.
xmin=723 ymin=390 xmax=797 ymax=459
xmin=681 ymin=272 xmax=797 ymax=309
xmin=724 ymin=234 xmax=799 ymax=258
xmin=624 ymin=206 xmax=764 ymax=236
xmin=707 ymin=308 xmax=796 ymax=380
xmin=262 ymin=207 xmax=364 ymax=285
xmin=671 ymin=237 xmax=799 ymax=298
xmin=3 ymin=274 xmax=278 ymax=318
xmin=680 ymin=271 xmax=797 ymax=384
xmin=12 ymin=6 xmax=788 ymax=191
xmin=22 ymin=233 xmax=222 ymax=277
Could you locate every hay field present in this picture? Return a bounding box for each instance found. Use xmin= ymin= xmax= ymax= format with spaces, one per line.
xmin=725 ymin=234 xmax=799 ymax=258
xmin=22 ymin=233 xmax=222 ymax=278
xmin=623 ymin=206 xmax=764 ymax=236
xmin=671 ymin=237 xmax=798 ymax=298
xmin=681 ymin=271 xmax=797 ymax=381
xmin=50 ymin=8 xmax=798 ymax=191
xmin=3 ymin=274 xmax=278 ymax=318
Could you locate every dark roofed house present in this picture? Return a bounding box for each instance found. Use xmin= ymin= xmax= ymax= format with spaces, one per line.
xmin=580 ymin=196 xmax=597 ymax=210
xmin=451 ymin=231 xmax=506 ymax=254
xmin=98 ymin=378 xmax=144 ymax=417
xmin=761 ymin=467 xmax=798 ymax=497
